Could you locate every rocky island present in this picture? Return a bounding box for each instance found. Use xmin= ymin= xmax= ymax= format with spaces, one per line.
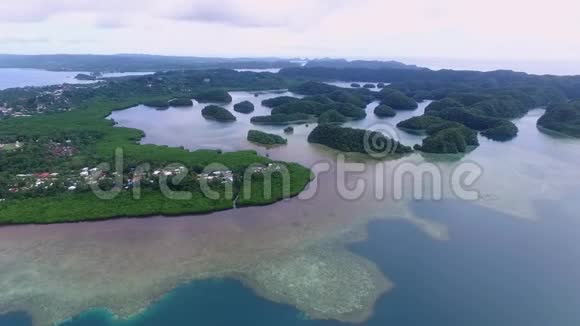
xmin=247 ymin=130 xmax=287 ymax=146
xmin=234 ymin=101 xmax=255 ymax=113
xmin=202 ymin=105 xmax=237 ymax=122
xmin=308 ymin=125 xmax=413 ymax=155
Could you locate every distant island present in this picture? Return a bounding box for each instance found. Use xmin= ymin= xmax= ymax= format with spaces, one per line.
xmin=308 ymin=125 xmax=413 ymax=155
xmin=202 ymin=105 xmax=237 ymax=122
xmin=233 ymin=101 xmax=255 ymax=113
xmin=247 ymin=130 xmax=287 ymax=146
xmin=74 ymin=72 xmax=102 ymax=81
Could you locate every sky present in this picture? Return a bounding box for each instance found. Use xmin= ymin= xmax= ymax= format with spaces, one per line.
xmin=0 ymin=0 xmax=580 ymax=66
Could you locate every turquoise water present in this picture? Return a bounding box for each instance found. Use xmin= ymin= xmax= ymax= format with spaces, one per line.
xmin=4 ymin=196 xmax=580 ymax=326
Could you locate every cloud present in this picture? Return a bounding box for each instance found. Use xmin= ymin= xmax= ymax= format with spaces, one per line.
xmin=0 ymin=0 xmax=350 ymax=28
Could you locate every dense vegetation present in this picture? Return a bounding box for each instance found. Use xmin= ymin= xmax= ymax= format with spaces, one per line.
xmin=374 ymin=105 xmax=396 ymax=118
xmin=428 ymin=107 xmax=518 ymax=141
xmin=142 ymin=100 xmax=170 ymax=109
xmin=363 ymin=83 xmax=376 ymax=89
xmin=317 ymin=110 xmax=347 ymax=124
xmin=289 ymin=81 xmax=339 ymax=95
xmin=379 ymin=89 xmax=418 ymax=111
xmin=416 ymin=125 xmax=479 ymax=154
xmin=397 ymin=115 xmax=448 ymax=132
xmin=284 ymin=126 xmax=294 ymax=134
xmin=351 ymin=83 xmax=361 ymax=88
xmin=250 ymin=113 xmax=313 ymax=125
xmin=262 ymin=96 xmax=300 ymax=108
xmin=537 ymin=101 xmax=580 ymax=137
xmin=202 ymin=105 xmax=237 ymax=122
xmin=308 ymin=125 xmax=413 ymax=155
xmin=233 ymin=101 xmax=255 ymax=113
xmin=254 ymin=84 xmax=371 ymax=126
xmin=168 ymin=98 xmax=194 ymax=107
xmin=195 ymin=89 xmax=233 ymax=103
xmin=247 ymin=130 xmax=288 ymax=146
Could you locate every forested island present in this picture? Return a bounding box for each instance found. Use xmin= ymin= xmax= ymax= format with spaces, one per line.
xmin=247 ymin=130 xmax=288 ymax=146
xmin=0 ymin=69 xmax=311 ymax=224
xmin=202 ymin=105 xmax=237 ymax=122
xmin=374 ymin=105 xmax=396 ymax=118
xmin=537 ymin=101 xmax=580 ymax=137
xmin=414 ymin=123 xmax=479 ymax=154
xmin=308 ymin=125 xmax=413 ymax=155
xmin=234 ymin=101 xmax=255 ymax=113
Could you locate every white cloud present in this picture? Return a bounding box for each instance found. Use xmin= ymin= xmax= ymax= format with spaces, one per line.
xmin=0 ymin=0 xmax=579 ymax=63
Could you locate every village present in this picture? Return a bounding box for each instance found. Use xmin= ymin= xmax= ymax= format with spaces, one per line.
xmin=1 ymin=161 xmax=285 ymax=202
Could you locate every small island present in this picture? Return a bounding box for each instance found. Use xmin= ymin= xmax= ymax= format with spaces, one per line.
xmin=202 ymin=105 xmax=237 ymax=122
xmin=284 ymin=126 xmax=294 ymax=134
xmin=415 ymin=124 xmax=479 ymax=154
xmin=168 ymin=98 xmax=194 ymax=107
xmin=379 ymin=89 xmax=418 ymax=111
xmin=377 ymin=83 xmax=386 ymax=88
xmin=74 ymin=72 xmax=102 ymax=81
xmin=363 ymin=83 xmax=376 ymax=89
xmin=251 ymin=113 xmax=313 ymax=125
xmin=234 ymin=101 xmax=255 ymax=113
xmin=351 ymin=83 xmax=361 ymax=88
xmin=247 ymin=130 xmax=287 ymax=146
xmin=308 ymin=125 xmax=413 ymax=155
xmin=374 ymin=105 xmax=396 ymax=118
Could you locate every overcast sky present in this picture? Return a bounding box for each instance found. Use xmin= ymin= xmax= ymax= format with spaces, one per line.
xmin=1 ymin=0 xmax=579 ymax=64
